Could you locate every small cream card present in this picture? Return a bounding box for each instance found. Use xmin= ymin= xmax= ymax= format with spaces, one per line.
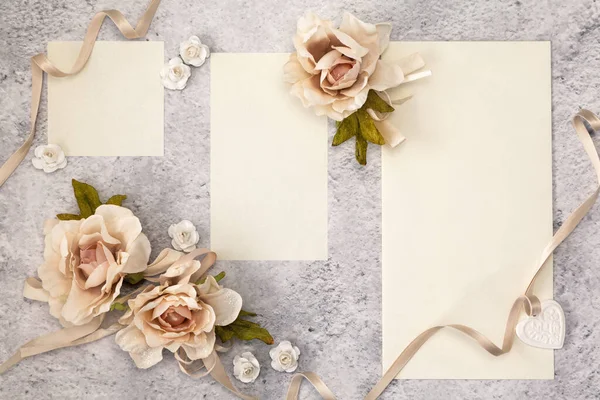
xmin=382 ymin=42 xmax=553 ymax=379
xmin=210 ymin=53 xmax=328 ymax=260
xmin=48 ymin=41 xmax=164 ymax=156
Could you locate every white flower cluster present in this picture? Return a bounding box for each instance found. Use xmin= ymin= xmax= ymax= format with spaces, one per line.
xmin=160 ymin=36 xmax=210 ymax=90
xmin=232 ymin=340 xmax=302 ymax=384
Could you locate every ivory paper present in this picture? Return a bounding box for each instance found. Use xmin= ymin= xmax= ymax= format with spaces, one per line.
xmin=210 ymin=53 xmax=327 ymax=260
xmin=382 ymin=42 xmax=553 ymax=379
xmin=48 ymin=41 xmax=164 ymax=156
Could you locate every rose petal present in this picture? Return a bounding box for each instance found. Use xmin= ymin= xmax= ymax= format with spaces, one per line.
xmin=368 ymin=60 xmax=405 ymax=91
xmin=324 ymin=63 xmax=361 ymax=91
xmin=339 ymin=12 xmax=378 ymax=42
xmin=173 ymin=305 xmax=192 ymax=320
xmin=159 ymin=259 xmax=200 ymax=285
xmin=304 ymin=25 xmax=331 ymax=63
xmin=199 ymin=287 xmax=242 ymax=326
xmin=151 ymin=300 xmax=173 ymax=320
xmin=84 ymin=262 xmax=110 ymax=289
xmin=331 ymin=45 xmax=363 ymax=61
xmin=116 ymin=324 xmax=164 ymax=369
xmin=283 ymin=53 xmax=311 ymax=84
xmin=303 ymin=75 xmax=337 ymax=106
xmin=376 ymin=23 xmax=392 ymax=53
xmin=329 ymin=28 xmax=369 ymax=58
xmin=339 ymin=72 xmax=370 ymax=98
xmin=314 ymin=49 xmax=343 ymax=70
xmin=181 ymin=331 xmax=216 ymax=360
xmin=120 ymin=233 xmax=151 ymax=274
xmin=312 ymin=104 xmax=345 ymax=121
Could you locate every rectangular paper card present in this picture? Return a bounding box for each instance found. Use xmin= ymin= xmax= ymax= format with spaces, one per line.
xmin=48 ymin=41 xmax=164 ymax=156
xmin=382 ymin=42 xmax=553 ymax=379
xmin=210 ymin=53 xmax=328 ymax=260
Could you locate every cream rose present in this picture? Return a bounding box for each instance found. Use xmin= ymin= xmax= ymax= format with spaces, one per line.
xmin=284 ymin=12 xmax=403 ymax=121
xmin=233 ymin=351 xmax=260 ymax=383
xmin=179 ymin=36 xmax=210 ymax=67
xmin=32 ymin=144 xmax=67 ymax=173
xmin=36 ymin=205 xmax=151 ymax=326
xmin=270 ymin=340 xmax=301 ymax=373
xmin=160 ymin=57 xmax=191 ymax=90
xmin=168 ymin=220 xmax=200 ymax=253
xmin=115 ymin=257 xmax=242 ymax=369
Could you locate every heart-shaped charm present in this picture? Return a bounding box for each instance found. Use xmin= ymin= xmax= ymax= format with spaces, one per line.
xmin=516 ymin=299 xmax=565 ymax=349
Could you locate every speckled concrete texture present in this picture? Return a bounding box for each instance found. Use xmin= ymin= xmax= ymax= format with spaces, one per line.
xmin=1 ymin=0 xmax=600 ymax=399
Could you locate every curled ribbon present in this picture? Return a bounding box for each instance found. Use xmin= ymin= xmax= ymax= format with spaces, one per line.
xmin=285 ymin=109 xmax=600 ymax=399
xmin=0 ymin=0 xmax=161 ymax=188
xmin=1 ymin=0 xmax=599 ymax=398
xmin=5 ymin=247 xmax=258 ymax=399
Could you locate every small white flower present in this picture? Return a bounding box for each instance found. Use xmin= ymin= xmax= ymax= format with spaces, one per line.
xmin=32 ymin=144 xmax=67 ymax=173
xmin=160 ymin=57 xmax=191 ymax=90
xmin=168 ymin=220 xmax=200 ymax=253
xmin=179 ymin=36 xmax=210 ymax=67
xmin=233 ymin=352 xmax=260 ymax=383
xmin=269 ymin=341 xmax=300 ymax=373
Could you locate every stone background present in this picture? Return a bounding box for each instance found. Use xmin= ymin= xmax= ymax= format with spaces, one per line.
xmin=1 ymin=0 xmax=600 ymax=398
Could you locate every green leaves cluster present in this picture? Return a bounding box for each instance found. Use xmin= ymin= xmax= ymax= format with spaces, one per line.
xmin=215 ymin=310 xmax=274 ymax=345
xmin=57 ymin=179 xmax=127 ymax=220
xmin=332 ymin=90 xmax=395 ymax=165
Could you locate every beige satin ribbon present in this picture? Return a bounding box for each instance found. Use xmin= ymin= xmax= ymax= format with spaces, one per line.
xmin=5 ymin=248 xmax=256 ymax=399
xmin=0 ymin=0 xmax=162 ymax=188
xmin=368 ymin=57 xmax=430 ymax=149
xmin=284 ymin=109 xmax=600 ymax=400
xmin=0 ymin=315 xmax=122 ymax=375
xmin=367 ymin=91 xmax=413 ymax=148
xmin=0 ymin=0 xmax=163 ymax=372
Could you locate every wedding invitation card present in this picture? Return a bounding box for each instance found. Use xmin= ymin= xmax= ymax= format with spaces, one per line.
xmin=48 ymin=41 xmax=164 ymax=156
xmin=210 ymin=53 xmax=328 ymax=260
xmin=382 ymin=41 xmax=553 ymax=379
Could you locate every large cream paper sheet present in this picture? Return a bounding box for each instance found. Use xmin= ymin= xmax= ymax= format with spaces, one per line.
xmin=382 ymin=42 xmax=553 ymax=379
xmin=210 ymin=54 xmax=328 ymax=260
xmin=48 ymin=41 xmax=164 ymax=156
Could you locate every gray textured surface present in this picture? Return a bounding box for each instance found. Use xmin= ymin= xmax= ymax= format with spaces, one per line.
xmin=1 ymin=0 xmax=600 ymax=399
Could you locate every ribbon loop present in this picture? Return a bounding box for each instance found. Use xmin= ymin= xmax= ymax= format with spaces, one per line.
xmin=291 ymin=110 xmax=600 ymax=400
xmin=0 ymin=0 xmax=161 ymax=188
xmin=286 ymin=372 xmax=337 ymax=400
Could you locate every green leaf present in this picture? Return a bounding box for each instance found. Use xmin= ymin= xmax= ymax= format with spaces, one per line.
xmin=72 ymin=179 xmax=102 ymax=218
xmin=110 ymin=302 xmax=128 ymax=311
xmin=196 ymin=271 xmax=226 ymax=285
xmin=106 ymin=195 xmax=127 ymax=206
xmin=357 ymin=109 xmax=385 ymax=145
xmin=355 ymin=132 xmax=368 ymax=165
xmin=363 ymin=90 xmax=395 ymax=114
xmin=125 ymin=272 xmax=145 ymax=285
xmin=215 ymin=326 xmax=235 ymax=342
xmin=56 ymin=213 xmax=84 ymax=221
xmin=56 ymin=180 xmax=129 ymax=221
xmin=238 ymin=310 xmax=257 ymax=317
xmin=332 ymin=113 xmax=358 ymax=146
xmin=215 ymin=312 xmax=274 ymax=345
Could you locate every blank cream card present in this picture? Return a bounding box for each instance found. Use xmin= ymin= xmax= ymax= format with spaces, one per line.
xmin=210 ymin=53 xmax=328 ymax=260
xmin=48 ymin=41 xmax=164 ymax=156
xmin=382 ymin=42 xmax=553 ymax=379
